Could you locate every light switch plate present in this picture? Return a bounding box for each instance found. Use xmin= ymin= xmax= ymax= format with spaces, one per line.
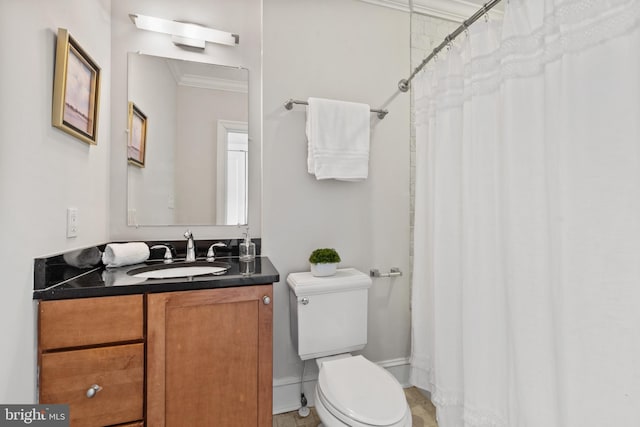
xmin=67 ymin=207 xmax=78 ymax=238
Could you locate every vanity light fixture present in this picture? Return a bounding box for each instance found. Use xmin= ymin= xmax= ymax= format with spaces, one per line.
xmin=129 ymin=14 xmax=239 ymax=49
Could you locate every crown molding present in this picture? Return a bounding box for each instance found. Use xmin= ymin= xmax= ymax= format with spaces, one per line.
xmin=359 ymin=0 xmax=502 ymax=22
xmin=165 ymin=59 xmax=248 ymax=93
xmin=358 ymin=0 xmax=410 ymax=13
xmin=177 ymin=74 xmax=248 ymax=93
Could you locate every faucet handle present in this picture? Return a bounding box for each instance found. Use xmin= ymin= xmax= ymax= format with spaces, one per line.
xmin=150 ymin=245 xmax=174 ymax=263
xmin=206 ymin=242 xmax=228 ymax=261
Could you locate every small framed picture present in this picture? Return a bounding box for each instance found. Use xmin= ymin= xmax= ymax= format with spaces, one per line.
xmin=127 ymin=102 xmax=148 ymax=167
xmin=52 ymin=28 xmax=101 ymax=145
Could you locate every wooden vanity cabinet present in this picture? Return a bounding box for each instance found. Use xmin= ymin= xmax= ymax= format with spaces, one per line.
xmin=38 ymin=295 xmax=144 ymax=427
xmin=38 ymin=284 xmax=273 ymax=426
xmin=146 ymin=285 xmax=273 ymax=427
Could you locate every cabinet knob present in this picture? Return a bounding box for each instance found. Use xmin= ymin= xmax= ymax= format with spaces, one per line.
xmin=262 ymin=296 xmax=271 ymax=305
xmin=86 ymin=384 xmax=102 ymax=398
xmin=300 ymin=297 xmax=309 ymax=305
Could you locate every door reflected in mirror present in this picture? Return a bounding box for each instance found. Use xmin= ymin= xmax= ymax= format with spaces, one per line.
xmin=127 ymin=53 xmax=249 ymax=226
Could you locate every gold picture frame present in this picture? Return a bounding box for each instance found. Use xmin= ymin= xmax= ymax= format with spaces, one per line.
xmin=52 ymin=28 xmax=101 ymax=145
xmin=127 ymin=102 xmax=148 ymax=167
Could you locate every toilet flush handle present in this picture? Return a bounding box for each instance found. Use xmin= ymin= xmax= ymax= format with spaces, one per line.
xmin=300 ymin=297 xmax=309 ymax=305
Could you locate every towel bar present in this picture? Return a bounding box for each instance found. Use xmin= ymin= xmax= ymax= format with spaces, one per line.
xmin=284 ymin=98 xmax=388 ymax=119
xmin=370 ymin=267 xmax=402 ymax=278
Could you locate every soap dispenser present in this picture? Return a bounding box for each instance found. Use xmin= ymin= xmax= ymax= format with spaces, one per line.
xmin=239 ymin=228 xmax=256 ymax=261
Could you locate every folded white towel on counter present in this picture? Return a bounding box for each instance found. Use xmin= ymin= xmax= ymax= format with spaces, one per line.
xmin=306 ymin=97 xmax=370 ymax=181
xmin=102 ymin=242 xmax=150 ymax=268
xmin=63 ymin=246 xmax=102 ymax=268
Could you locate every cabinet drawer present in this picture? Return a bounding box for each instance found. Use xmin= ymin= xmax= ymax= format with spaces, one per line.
xmin=39 ymin=295 xmax=143 ymax=350
xmin=40 ymin=343 xmax=144 ymax=427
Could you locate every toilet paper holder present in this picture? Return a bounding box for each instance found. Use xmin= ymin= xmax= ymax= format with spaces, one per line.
xmin=370 ymin=267 xmax=402 ymax=278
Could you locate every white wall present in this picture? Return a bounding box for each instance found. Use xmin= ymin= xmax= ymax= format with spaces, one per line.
xmin=0 ymin=0 xmax=111 ymax=402
xmin=110 ymin=0 xmax=261 ymax=240
xmin=263 ymin=0 xmax=412 ymax=411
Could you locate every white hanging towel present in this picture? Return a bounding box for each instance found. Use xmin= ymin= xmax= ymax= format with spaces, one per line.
xmin=306 ymin=97 xmax=371 ymax=181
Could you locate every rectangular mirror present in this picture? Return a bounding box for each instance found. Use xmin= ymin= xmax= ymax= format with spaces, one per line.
xmin=127 ymin=52 xmax=249 ymax=226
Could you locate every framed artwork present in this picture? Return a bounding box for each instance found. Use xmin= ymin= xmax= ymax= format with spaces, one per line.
xmin=127 ymin=102 xmax=148 ymax=167
xmin=52 ymin=28 xmax=101 ymax=145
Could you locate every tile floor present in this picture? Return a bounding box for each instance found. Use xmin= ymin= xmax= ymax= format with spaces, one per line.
xmin=273 ymin=387 xmax=438 ymax=427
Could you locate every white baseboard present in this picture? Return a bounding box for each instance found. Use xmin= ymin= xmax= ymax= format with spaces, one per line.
xmin=273 ymin=357 xmax=411 ymax=415
xmin=378 ymin=357 xmax=411 ymax=387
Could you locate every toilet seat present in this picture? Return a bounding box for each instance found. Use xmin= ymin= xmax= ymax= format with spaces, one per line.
xmin=316 ymin=385 xmax=412 ymax=427
xmin=316 ymin=355 xmax=410 ymax=427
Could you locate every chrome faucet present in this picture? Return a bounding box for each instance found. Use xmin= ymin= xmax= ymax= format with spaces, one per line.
xmin=206 ymin=242 xmax=228 ymax=262
xmin=184 ymin=230 xmax=196 ymax=262
xmin=150 ymin=244 xmax=174 ymax=264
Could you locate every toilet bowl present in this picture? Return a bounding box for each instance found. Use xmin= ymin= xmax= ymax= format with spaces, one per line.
xmin=314 ymin=355 xmax=412 ymax=427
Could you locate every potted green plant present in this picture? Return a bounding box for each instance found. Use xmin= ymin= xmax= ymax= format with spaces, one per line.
xmin=309 ymin=248 xmax=341 ymax=277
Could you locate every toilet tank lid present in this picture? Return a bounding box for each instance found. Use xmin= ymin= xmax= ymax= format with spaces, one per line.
xmin=287 ymin=268 xmax=372 ymax=296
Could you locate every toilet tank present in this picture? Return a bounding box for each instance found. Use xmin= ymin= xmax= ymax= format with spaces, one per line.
xmin=287 ymin=268 xmax=372 ymax=360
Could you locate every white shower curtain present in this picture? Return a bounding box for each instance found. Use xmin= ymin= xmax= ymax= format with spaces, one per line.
xmin=411 ymin=1 xmax=640 ymax=426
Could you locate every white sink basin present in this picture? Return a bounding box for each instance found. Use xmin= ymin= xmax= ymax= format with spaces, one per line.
xmin=132 ymin=266 xmax=227 ymax=279
xmin=126 ymin=261 xmax=231 ymax=279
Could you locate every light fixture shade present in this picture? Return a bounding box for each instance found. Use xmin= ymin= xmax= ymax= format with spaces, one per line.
xmin=129 ymin=14 xmax=239 ymax=47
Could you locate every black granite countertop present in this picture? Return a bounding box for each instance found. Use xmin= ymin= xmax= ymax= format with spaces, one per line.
xmin=33 ymin=240 xmax=280 ymax=301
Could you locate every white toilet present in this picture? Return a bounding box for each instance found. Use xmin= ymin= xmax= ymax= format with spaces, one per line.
xmin=288 ymin=268 xmax=412 ymax=427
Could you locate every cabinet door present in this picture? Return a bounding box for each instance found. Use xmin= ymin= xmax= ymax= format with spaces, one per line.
xmin=147 ymin=285 xmax=273 ymax=427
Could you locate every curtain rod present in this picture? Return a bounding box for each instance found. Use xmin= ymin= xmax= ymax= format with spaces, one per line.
xmin=398 ymin=0 xmax=504 ymax=92
xmin=284 ymin=99 xmax=389 ymax=119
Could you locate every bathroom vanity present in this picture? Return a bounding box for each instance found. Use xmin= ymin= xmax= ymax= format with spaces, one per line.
xmin=34 ymin=246 xmax=278 ymax=427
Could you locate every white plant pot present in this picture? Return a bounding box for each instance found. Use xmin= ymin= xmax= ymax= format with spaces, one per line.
xmin=310 ymin=262 xmax=337 ymax=277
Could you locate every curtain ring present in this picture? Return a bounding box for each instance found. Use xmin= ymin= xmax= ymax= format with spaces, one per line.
xmin=462 ymin=21 xmax=469 ymax=37
xmin=445 ymin=35 xmax=452 ymax=50
xmin=483 ymin=3 xmax=489 ymax=22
